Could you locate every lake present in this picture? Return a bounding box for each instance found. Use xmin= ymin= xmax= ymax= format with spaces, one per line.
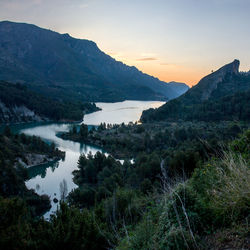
xmin=83 ymin=100 xmax=164 ymax=125
xmin=18 ymin=100 xmax=164 ymax=218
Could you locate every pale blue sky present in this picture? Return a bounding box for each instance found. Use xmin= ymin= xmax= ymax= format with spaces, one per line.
xmin=1 ymin=0 xmax=250 ymax=85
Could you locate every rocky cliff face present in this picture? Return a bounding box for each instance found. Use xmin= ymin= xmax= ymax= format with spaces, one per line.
xmin=197 ymin=59 xmax=240 ymax=100
xmin=0 ymin=101 xmax=46 ymax=123
xmin=141 ymin=59 xmax=250 ymax=122
xmin=178 ymin=59 xmax=242 ymax=104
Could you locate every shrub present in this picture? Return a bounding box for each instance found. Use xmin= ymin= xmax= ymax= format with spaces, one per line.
xmin=118 ymin=148 xmax=250 ymax=249
xmin=191 ymin=151 xmax=250 ymax=223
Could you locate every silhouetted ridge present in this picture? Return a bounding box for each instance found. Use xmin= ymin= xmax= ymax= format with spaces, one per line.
xmin=141 ymin=60 xmax=250 ymax=122
xmin=0 ymin=21 xmax=189 ymax=102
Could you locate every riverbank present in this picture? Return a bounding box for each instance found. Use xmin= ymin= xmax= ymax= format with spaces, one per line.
xmin=16 ymin=153 xmax=65 ymax=169
xmin=0 ymin=81 xmax=101 ymax=124
xmin=57 ymin=120 xmax=250 ymax=160
xmin=3 ymin=128 xmax=66 ymax=170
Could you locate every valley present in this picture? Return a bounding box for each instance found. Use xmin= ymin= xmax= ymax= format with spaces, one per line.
xmin=12 ymin=101 xmax=164 ymax=218
xmin=0 ymin=16 xmax=249 ymax=250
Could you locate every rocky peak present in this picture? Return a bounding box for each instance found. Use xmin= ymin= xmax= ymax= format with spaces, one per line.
xmin=196 ymin=59 xmax=240 ymax=100
xmin=217 ymin=59 xmax=240 ymax=75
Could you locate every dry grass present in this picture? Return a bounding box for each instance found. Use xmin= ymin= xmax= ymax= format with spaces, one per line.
xmin=209 ymin=152 xmax=250 ymax=218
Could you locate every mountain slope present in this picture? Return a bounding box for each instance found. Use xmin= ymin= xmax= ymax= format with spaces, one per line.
xmin=0 ymin=81 xmax=99 ymax=123
xmin=141 ymin=60 xmax=250 ymax=122
xmin=0 ymin=21 xmax=188 ymax=102
xmin=167 ymin=81 xmax=190 ymax=96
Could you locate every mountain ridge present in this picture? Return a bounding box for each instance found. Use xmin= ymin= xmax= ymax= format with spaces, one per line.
xmin=0 ymin=20 xmax=189 ymax=102
xmin=141 ymin=59 xmax=250 ymax=122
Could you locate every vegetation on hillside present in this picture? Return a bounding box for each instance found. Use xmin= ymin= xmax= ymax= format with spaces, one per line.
xmin=0 ymin=81 xmax=100 ymax=123
xmin=0 ymin=58 xmax=249 ymax=249
xmin=60 ymin=121 xmax=248 ymax=160
xmin=141 ymin=72 xmax=250 ymax=122
xmin=117 ymin=130 xmax=250 ymax=249
xmin=0 ymin=21 xmax=188 ymax=102
xmin=0 ymin=128 xmax=248 ymax=249
xmin=141 ymin=90 xmax=250 ymax=122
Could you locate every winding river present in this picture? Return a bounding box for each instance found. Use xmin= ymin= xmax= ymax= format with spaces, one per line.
xmin=16 ymin=100 xmax=164 ymax=218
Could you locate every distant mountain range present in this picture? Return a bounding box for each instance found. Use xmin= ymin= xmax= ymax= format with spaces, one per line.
xmin=0 ymin=21 xmax=189 ymax=102
xmin=141 ymin=60 xmax=250 ymax=122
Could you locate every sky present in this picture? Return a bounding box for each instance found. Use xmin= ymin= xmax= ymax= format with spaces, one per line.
xmin=0 ymin=0 xmax=250 ymax=86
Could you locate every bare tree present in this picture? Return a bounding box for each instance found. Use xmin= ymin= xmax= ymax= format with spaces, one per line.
xmin=60 ymin=179 xmax=68 ymax=201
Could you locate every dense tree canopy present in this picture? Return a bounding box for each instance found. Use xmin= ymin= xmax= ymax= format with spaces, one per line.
xmin=0 ymin=81 xmax=99 ymax=123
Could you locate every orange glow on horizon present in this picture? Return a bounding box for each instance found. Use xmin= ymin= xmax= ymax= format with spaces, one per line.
xmin=108 ymin=53 xmax=208 ymax=87
xmin=128 ymin=61 xmax=206 ymax=87
xmin=144 ymin=69 xmax=203 ymax=87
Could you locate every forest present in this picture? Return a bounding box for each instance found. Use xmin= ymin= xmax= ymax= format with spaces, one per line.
xmin=141 ymin=90 xmax=250 ymax=122
xmin=0 ymin=81 xmax=100 ymax=123
xmin=141 ymin=72 xmax=250 ymax=122
xmin=0 ymin=122 xmax=249 ymax=249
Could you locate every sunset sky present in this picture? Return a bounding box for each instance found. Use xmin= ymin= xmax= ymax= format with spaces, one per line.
xmin=1 ymin=0 xmax=250 ymax=86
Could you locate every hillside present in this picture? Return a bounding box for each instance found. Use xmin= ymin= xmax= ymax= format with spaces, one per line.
xmin=0 ymin=21 xmax=188 ymax=102
xmin=141 ymin=60 xmax=250 ymax=122
xmin=0 ymin=81 xmax=99 ymax=123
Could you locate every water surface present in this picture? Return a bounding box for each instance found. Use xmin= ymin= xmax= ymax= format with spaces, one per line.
xmin=83 ymin=100 xmax=164 ymax=125
xmin=21 ymin=123 xmax=103 ymax=218
xmin=18 ymin=101 xmax=164 ymax=218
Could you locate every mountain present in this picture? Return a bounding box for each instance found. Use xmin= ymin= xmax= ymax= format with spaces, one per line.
xmin=141 ymin=60 xmax=250 ymax=122
xmin=167 ymin=81 xmax=189 ymax=96
xmin=0 ymin=21 xmax=188 ymax=102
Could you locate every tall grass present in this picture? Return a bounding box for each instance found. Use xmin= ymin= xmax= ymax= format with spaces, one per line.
xmin=117 ymin=148 xmax=250 ymax=249
xmin=207 ymin=151 xmax=250 ymax=220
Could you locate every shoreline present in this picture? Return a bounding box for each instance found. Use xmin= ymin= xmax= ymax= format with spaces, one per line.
xmin=17 ymin=153 xmax=64 ymax=169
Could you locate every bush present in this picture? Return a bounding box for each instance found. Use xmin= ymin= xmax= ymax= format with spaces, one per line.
xmin=191 ymin=151 xmax=250 ymax=223
xmin=118 ymin=147 xmax=250 ymax=249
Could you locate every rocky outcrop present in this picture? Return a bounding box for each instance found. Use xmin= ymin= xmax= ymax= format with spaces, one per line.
xmin=175 ymin=59 xmax=242 ymax=104
xmin=0 ymin=101 xmax=46 ymax=123
xmin=141 ymin=59 xmax=250 ymax=122
xmin=198 ymin=59 xmax=240 ymax=100
xmin=16 ymin=153 xmax=60 ymax=168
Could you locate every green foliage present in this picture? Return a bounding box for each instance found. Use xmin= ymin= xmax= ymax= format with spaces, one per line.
xmin=191 ymin=155 xmax=250 ymax=223
xmin=70 ymin=151 xmax=163 ymax=210
xmin=80 ymin=123 xmax=88 ymax=138
xmin=142 ymin=90 xmax=250 ymax=122
xmin=45 ymin=202 xmax=108 ymax=250
xmin=117 ymin=132 xmax=250 ymax=249
xmin=102 ymin=189 xmax=145 ymax=227
xmin=1 ymin=108 xmax=249 ymax=249
xmin=141 ymin=70 xmax=250 ymax=123
xmin=0 ymin=198 xmax=108 ymax=250
xmin=0 ymin=197 xmax=32 ymax=250
xmin=230 ymin=129 xmax=250 ymax=160
xmin=0 ymin=81 xmax=99 ymax=122
xmin=98 ymin=122 xmax=107 ymax=131
xmin=84 ymin=120 xmax=246 ymax=162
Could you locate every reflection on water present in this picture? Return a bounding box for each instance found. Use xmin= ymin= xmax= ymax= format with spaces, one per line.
xmin=16 ymin=101 xmax=164 ymax=218
xmin=18 ymin=123 xmax=104 ymax=218
xmin=28 ymin=161 xmax=60 ymax=179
